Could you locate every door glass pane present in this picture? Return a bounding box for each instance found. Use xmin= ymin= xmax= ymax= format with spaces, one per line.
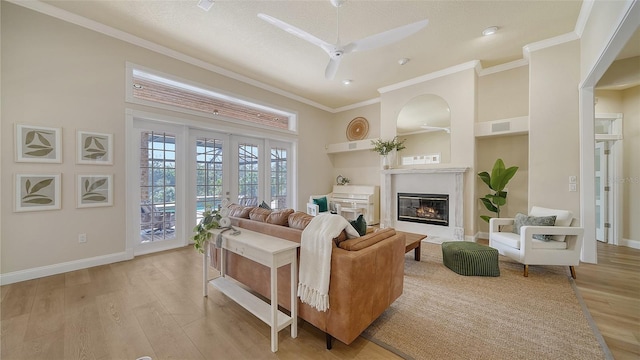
xmin=238 ymin=143 xmax=259 ymax=206
xmin=270 ymin=147 xmax=287 ymax=210
xmin=140 ymin=131 xmax=176 ymax=243
xmin=195 ymin=137 xmax=223 ymax=224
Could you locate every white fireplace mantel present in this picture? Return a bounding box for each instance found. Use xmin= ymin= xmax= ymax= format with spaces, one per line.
xmin=381 ymin=166 xmax=469 ymax=240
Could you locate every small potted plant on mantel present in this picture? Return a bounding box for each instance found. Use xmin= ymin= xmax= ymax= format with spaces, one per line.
xmin=371 ymin=137 xmax=406 ymax=169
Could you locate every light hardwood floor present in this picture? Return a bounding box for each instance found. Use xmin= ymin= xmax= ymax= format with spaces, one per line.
xmin=1 ymin=241 xmax=638 ymax=359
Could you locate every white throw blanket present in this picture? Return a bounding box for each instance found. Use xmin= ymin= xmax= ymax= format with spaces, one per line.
xmin=297 ymin=213 xmax=360 ymax=312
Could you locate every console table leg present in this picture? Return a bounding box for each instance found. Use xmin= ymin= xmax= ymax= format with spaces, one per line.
xmin=271 ymin=265 xmax=278 ymax=352
xmin=291 ymin=256 xmax=298 ymax=338
xmin=203 ymin=241 xmax=208 ymax=297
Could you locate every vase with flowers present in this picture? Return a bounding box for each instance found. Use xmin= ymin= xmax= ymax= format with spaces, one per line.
xmin=371 ymin=137 xmax=406 ymax=169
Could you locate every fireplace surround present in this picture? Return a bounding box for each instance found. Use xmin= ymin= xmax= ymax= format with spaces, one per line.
xmin=381 ymin=167 xmax=468 ymax=240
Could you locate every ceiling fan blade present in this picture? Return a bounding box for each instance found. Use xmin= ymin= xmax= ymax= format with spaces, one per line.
xmin=258 ymin=13 xmax=333 ymax=54
xmin=325 ymin=57 xmax=342 ymax=79
xmin=344 ymin=19 xmax=429 ymax=53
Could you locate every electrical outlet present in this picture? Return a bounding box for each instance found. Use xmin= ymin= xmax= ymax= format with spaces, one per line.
xmin=569 ymin=176 xmax=577 ymax=184
xmin=78 ymin=233 xmax=87 ymax=243
xmin=569 ymin=184 xmax=577 ymax=192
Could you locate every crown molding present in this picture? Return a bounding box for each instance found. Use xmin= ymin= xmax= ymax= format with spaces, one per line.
xmin=378 ymin=60 xmax=481 ymax=94
xmin=8 ymin=0 xmax=335 ymax=113
xmin=523 ymin=32 xmax=580 ymax=55
xmin=574 ymin=0 xmax=595 ymax=37
xmin=478 ymin=58 xmax=529 ymax=76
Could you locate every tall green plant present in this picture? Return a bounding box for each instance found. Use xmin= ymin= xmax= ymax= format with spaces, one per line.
xmin=478 ymin=158 xmax=519 ymax=223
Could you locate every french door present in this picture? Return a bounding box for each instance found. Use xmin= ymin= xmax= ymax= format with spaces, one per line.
xmin=131 ymin=120 xmax=186 ymax=255
xmin=189 ymin=132 xmax=293 ymax=231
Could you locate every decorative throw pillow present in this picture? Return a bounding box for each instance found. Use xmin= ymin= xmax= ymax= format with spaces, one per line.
xmin=349 ymin=214 xmax=367 ymax=236
xmin=259 ymin=201 xmax=271 ymax=210
xmin=312 ymin=196 xmax=328 ymax=213
xmin=512 ymin=213 xmax=557 ymax=241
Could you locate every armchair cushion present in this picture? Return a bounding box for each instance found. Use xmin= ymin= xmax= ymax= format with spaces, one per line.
xmin=492 ymin=231 xmax=567 ymax=250
xmin=530 ymin=206 xmax=573 ymax=241
xmin=513 ymin=213 xmax=556 ymax=241
xmin=312 ymin=196 xmax=329 ymax=213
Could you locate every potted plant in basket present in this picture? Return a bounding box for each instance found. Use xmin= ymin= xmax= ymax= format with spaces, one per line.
xmin=371 ymin=137 xmax=406 ymax=169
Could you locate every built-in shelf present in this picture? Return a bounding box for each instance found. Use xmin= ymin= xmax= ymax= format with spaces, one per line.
xmin=325 ymin=139 xmax=374 ymax=154
xmin=475 ymin=116 xmax=528 ymax=138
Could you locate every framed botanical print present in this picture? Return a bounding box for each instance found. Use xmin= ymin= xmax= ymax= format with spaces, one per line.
xmin=76 ymin=174 xmax=113 ymax=208
xmin=15 ymin=174 xmax=62 ymax=212
xmin=15 ymin=124 xmax=62 ymax=163
xmin=77 ymin=131 xmax=113 ymax=165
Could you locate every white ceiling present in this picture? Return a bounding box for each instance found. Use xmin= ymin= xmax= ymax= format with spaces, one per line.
xmin=38 ymin=1 xmax=588 ymax=109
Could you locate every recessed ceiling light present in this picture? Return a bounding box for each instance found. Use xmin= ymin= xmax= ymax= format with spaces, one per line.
xmin=398 ymin=58 xmax=410 ymax=65
xmin=482 ymin=26 xmax=499 ymax=36
xmin=342 ymin=79 xmax=353 ymax=85
xmin=132 ymin=83 xmax=143 ymax=89
xmin=197 ymin=0 xmax=215 ymax=12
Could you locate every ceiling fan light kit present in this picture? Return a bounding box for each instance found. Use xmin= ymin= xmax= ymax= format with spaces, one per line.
xmin=258 ymin=0 xmax=428 ymax=80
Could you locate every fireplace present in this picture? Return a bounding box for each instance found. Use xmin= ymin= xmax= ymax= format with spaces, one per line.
xmin=397 ymin=193 xmax=449 ymax=226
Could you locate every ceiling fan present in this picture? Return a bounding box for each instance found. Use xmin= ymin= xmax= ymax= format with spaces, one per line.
xmin=257 ymin=1 xmax=428 ymax=80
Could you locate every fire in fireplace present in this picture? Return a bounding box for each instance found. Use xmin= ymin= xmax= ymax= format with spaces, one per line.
xmin=397 ymin=193 xmax=449 ymax=226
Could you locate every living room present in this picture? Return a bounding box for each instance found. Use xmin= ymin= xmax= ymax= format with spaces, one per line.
xmin=1 ymin=0 xmax=639 ymax=358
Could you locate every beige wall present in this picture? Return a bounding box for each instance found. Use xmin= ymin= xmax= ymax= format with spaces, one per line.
xmin=379 ymin=69 xmax=476 ymax=237
xmin=528 ymin=39 xmax=581 ymax=219
xmin=475 ymin=65 xmax=529 ymax=233
xmin=1 ymin=3 xmax=333 ymax=276
xmin=476 ymin=135 xmax=529 ymax=233
xmin=595 ymin=87 xmax=640 ymax=243
xmin=477 ymin=65 xmax=529 ymax=122
xmin=329 ymin=103 xmax=381 ymax=188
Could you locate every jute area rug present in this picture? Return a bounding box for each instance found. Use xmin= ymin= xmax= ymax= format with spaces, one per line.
xmin=361 ymin=242 xmax=610 ymax=360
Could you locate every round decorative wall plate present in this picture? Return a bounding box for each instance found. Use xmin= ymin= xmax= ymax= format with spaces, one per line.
xmin=346 ymin=117 xmax=369 ymax=141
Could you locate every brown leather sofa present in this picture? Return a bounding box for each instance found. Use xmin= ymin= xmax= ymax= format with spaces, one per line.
xmin=214 ymin=205 xmax=406 ymax=347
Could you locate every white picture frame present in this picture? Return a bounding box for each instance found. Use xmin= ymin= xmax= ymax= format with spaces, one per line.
xmin=76 ymin=174 xmax=113 ymax=208
xmin=15 ymin=174 xmax=62 ymax=212
xmin=76 ymin=131 xmax=113 ymax=165
xmin=15 ymin=124 xmax=62 ymax=163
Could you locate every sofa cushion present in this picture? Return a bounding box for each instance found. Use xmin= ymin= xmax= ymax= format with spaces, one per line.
xmin=288 ymin=211 xmax=314 ymax=230
xmin=349 ymin=214 xmax=367 ymax=236
xmin=228 ymin=204 xmax=252 ymax=218
xmin=512 ymin=213 xmax=556 ymax=241
xmin=249 ymin=207 xmax=272 ymax=222
xmin=492 ymin=231 xmax=567 ymax=250
xmin=339 ymin=228 xmax=396 ymax=251
xmin=266 ymin=209 xmax=294 ymax=226
xmin=529 ymin=206 xmax=573 ymax=242
xmin=312 ymin=196 xmax=328 ymax=213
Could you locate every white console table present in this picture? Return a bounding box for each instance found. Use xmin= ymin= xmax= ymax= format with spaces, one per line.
xmin=203 ymin=228 xmax=300 ymax=352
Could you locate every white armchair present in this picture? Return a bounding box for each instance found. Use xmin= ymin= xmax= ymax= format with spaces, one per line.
xmin=306 ymin=194 xmax=333 ymax=216
xmin=489 ymin=206 xmax=584 ymax=279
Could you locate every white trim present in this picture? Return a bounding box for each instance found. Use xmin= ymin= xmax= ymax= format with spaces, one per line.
xmin=620 ymin=238 xmax=640 ymax=250
xmin=474 ymin=232 xmax=489 ymax=242
xmin=523 ymin=32 xmax=579 ymax=55
xmin=478 ymin=59 xmax=529 ymax=77
xmin=333 ymin=97 xmax=381 ymax=113
xmin=0 ymin=251 xmax=132 ymax=286
xmin=9 ymin=0 xmax=333 ymax=113
xmin=574 ymin=0 xmax=595 ymax=38
xmin=378 ymin=61 xmax=481 ymax=94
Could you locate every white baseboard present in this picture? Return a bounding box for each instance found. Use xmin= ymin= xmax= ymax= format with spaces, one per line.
xmin=0 ymin=251 xmax=133 ymax=286
xmin=620 ymin=238 xmax=640 ymax=250
xmin=473 ymin=232 xmax=489 ymax=242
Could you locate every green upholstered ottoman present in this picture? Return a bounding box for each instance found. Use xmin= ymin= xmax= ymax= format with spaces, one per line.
xmin=441 ymin=241 xmax=500 ymax=276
